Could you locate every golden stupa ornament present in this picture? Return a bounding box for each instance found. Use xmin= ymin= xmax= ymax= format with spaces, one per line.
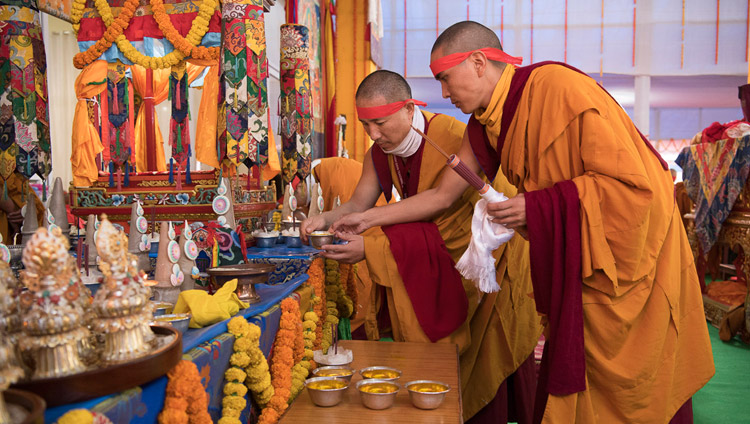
xmin=19 ymin=227 xmax=89 ymax=379
xmin=92 ymin=215 xmax=153 ymax=363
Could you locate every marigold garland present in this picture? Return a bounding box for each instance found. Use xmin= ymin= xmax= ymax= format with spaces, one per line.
xmin=221 ymin=316 xmax=274 ymax=424
xmin=158 ymin=360 xmax=212 ymax=424
xmin=307 ymin=258 xmax=326 ymax=349
xmin=56 ymin=409 xmax=94 ymax=424
xmin=150 ymin=0 xmax=220 ymax=61
xmin=71 ymin=0 xmax=219 ymax=69
xmin=291 ymin=310 xmax=317 ymax=399
xmin=70 ymin=0 xmax=85 ymax=33
xmin=346 ymin=263 xmax=359 ymax=318
xmin=257 ymin=298 xmax=297 ymax=424
xmin=72 ymin=0 xmax=139 ymax=69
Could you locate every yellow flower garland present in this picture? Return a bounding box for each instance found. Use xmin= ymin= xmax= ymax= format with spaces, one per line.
xmin=291 ymin=310 xmax=318 ymax=399
xmin=221 ymin=317 xmax=274 ymax=424
xmin=71 ymin=0 xmax=219 ymax=70
xmin=56 ymin=409 xmax=94 ymax=424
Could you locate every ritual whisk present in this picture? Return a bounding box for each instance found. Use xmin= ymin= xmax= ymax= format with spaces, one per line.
xmin=411 ymin=126 xmax=489 ymax=195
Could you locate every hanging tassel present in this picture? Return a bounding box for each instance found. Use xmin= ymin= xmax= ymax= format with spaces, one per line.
xmin=236 ymin=225 xmax=248 ymax=262
xmin=212 ymin=239 xmax=219 ymax=268
xmin=169 ymin=158 xmax=174 ymax=184
xmin=176 ymin=124 xmax=182 ymax=153
xmin=112 ymin=81 xmax=119 ymax=115
xmin=124 ymin=161 xmax=130 ymax=187
xmin=108 ymin=161 xmax=115 ymax=187
xmin=176 ymin=79 xmax=181 ymax=109
xmin=116 ymin=166 xmax=122 ymax=191
xmin=3 ymin=181 xmax=7 ymax=200
xmin=176 ymin=165 xmax=182 ymax=191
xmin=42 ymin=180 xmax=46 ymax=202
xmin=186 ymin=152 xmax=192 ymax=185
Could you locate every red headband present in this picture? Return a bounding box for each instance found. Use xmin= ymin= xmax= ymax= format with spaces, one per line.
xmin=356 ymin=99 xmax=427 ymax=120
xmin=430 ymin=48 xmax=523 ymax=77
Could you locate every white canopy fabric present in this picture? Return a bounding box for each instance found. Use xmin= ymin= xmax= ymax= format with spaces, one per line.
xmin=381 ymin=0 xmax=748 ymax=78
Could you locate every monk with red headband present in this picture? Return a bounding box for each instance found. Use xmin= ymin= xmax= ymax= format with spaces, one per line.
xmin=333 ymin=21 xmax=714 ymax=424
xmin=302 ymin=69 xmax=540 ymax=423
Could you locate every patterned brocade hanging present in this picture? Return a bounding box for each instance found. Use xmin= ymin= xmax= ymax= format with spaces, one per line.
xmin=220 ymin=0 xmax=269 ymax=170
xmin=219 ymin=0 xmax=268 ymax=171
xmin=169 ymin=63 xmax=190 ymax=168
xmin=0 ymin=3 xmax=51 ymax=182
xmin=279 ymin=23 xmax=312 ymax=186
xmin=106 ymin=61 xmax=133 ymax=171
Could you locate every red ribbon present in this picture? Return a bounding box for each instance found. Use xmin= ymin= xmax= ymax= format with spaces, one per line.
xmin=429 ymin=48 xmax=523 ymax=77
xmin=356 ymin=99 xmax=427 ymax=120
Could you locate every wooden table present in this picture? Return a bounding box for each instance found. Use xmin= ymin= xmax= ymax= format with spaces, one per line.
xmin=281 ymin=340 xmax=463 ymax=423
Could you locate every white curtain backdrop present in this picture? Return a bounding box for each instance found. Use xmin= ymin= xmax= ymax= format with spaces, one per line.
xmin=43 ymin=14 xmax=79 ymax=189
xmin=382 ymin=0 xmax=748 ymax=78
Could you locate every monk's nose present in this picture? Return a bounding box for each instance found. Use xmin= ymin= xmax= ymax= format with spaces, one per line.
xmin=440 ymin=81 xmax=450 ymax=99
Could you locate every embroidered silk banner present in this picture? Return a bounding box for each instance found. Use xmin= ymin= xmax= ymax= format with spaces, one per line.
xmin=169 ymin=63 xmax=190 ymax=167
xmin=0 ymin=3 xmax=51 ymax=182
xmin=279 ymin=23 xmax=312 ymax=186
xmin=106 ymin=61 xmax=133 ymax=170
xmin=220 ymin=0 xmax=268 ymax=171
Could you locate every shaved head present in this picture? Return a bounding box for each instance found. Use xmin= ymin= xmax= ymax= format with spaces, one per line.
xmin=432 ymin=21 xmax=503 ymax=57
xmin=356 ymin=70 xmax=412 ymax=104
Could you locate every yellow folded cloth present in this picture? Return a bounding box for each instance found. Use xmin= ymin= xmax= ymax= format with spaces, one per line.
xmin=173 ymin=279 xmax=249 ymax=328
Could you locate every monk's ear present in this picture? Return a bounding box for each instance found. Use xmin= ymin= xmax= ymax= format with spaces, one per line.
xmin=471 ymin=51 xmax=488 ymax=77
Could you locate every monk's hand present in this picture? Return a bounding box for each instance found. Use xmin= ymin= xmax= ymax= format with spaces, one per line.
xmin=487 ymin=194 xmax=526 ymax=229
xmin=330 ymin=212 xmax=370 ymax=235
xmin=321 ymin=233 xmax=364 ymax=263
xmin=300 ymin=214 xmax=328 ymax=243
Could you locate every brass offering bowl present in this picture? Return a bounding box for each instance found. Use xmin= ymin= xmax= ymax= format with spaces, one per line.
xmin=312 ymin=366 xmax=354 ymax=384
xmin=152 ymin=302 xmax=174 ymax=317
xmin=254 ymin=234 xmax=277 ymax=248
xmin=281 ymin=220 xmax=299 ymax=232
xmin=359 ymin=366 xmax=402 ymax=382
xmin=356 ymin=379 xmax=400 ymax=410
xmin=286 ymin=235 xmax=303 ymax=248
xmin=309 ymin=231 xmax=335 ymax=249
xmin=405 ymin=380 xmax=451 ymax=410
xmin=153 ymin=313 xmax=191 ymax=334
xmin=262 ymin=222 xmax=277 ymax=232
xmin=206 ymin=263 xmax=276 ymax=303
xmin=305 ymin=377 xmax=349 ymax=407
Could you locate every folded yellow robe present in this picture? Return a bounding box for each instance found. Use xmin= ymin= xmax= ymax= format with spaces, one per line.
xmin=174 ymin=279 xmax=249 ymax=328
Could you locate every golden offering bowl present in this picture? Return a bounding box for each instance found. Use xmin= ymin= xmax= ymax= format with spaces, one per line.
xmin=153 ymin=313 xmax=191 ymax=334
xmin=312 ymin=366 xmax=354 ymax=383
xmin=309 ymin=231 xmax=335 ymax=249
xmin=356 ymin=379 xmax=400 ymax=410
xmin=405 ymin=380 xmax=451 ymax=410
xmin=305 ymin=376 xmax=349 ymax=407
xmin=152 ymin=302 xmax=174 ymax=317
xmin=358 ymin=366 xmax=401 ymax=381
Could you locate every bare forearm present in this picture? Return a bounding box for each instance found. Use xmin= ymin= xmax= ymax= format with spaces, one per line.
xmin=320 ymin=199 xmax=371 ymax=228
xmin=359 ymin=188 xmax=452 ymax=228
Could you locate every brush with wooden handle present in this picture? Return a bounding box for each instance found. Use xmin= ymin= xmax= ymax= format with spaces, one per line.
xmin=411 ymin=126 xmax=490 ymax=195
